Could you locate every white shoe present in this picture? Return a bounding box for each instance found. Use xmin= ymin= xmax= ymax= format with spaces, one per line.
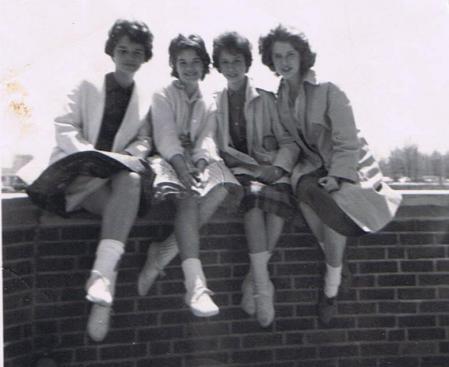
xmin=85 ymin=271 xmax=113 ymax=306
xmin=240 ymin=272 xmax=256 ymax=316
xmin=185 ymin=287 xmax=219 ymax=317
xmin=137 ymin=240 xmax=179 ymax=296
xmin=254 ymin=280 xmax=275 ymax=327
xmin=87 ymin=304 xmax=112 ymax=342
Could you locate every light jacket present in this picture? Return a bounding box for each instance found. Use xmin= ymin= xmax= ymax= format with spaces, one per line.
xmin=278 ymin=70 xmax=402 ymax=232
xmin=151 ymin=80 xmax=220 ymax=165
xmin=215 ymin=79 xmax=299 ymax=184
xmin=277 ymin=70 xmax=362 ymax=187
xmin=51 ymin=74 xmax=151 ymax=163
xmin=50 ymin=74 xmax=151 ymax=211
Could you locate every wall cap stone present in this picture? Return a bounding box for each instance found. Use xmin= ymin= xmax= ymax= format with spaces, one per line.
xmin=2 ymin=191 xmax=449 ymax=230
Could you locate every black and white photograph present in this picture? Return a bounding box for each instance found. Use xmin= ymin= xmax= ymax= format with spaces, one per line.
xmin=2 ymin=1 xmax=449 ymax=366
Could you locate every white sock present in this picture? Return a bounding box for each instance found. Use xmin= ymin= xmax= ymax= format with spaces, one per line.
xmin=182 ymin=258 xmax=206 ymax=290
xmin=157 ymin=234 xmax=179 ymax=265
xmin=92 ymin=239 xmax=125 ymax=281
xmin=324 ymin=263 xmax=342 ymax=298
xmin=249 ymin=251 xmax=271 ymax=293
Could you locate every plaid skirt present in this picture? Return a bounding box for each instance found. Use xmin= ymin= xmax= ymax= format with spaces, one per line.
xmin=149 ymin=156 xmax=242 ymax=207
xmin=26 ymin=151 xmax=154 ymax=217
xmin=237 ymin=174 xmax=297 ymax=220
xmin=296 ymin=169 xmax=366 ymax=236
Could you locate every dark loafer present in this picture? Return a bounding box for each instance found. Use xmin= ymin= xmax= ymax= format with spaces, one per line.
xmin=318 ymin=294 xmax=337 ymax=326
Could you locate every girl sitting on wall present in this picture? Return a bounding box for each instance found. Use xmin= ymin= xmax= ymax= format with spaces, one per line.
xmin=259 ymin=25 xmax=402 ymax=325
xmin=211 ymin=31 xmax=299 ymax=327
xmin=27 ymin=19 xmax=154 ymax=341
xmin=138 ymin=34 xmax=240 ymax=317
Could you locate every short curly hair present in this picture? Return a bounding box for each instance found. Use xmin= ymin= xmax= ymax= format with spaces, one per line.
xmin=212 ymin=32 xmax=253 ymax=71
xmin=259 ymin=24 xmax=316 ymax=77
xmin=105 ymin=19 xmax=153 ymax=62
xmin=168 ymin=34 xmax=211 ymax=80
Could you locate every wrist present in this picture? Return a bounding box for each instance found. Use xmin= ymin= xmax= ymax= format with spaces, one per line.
xmin=196 ymin=158 xmax=208 ymax=170
xmin=274 ymin=166 xmax=285 ymax=177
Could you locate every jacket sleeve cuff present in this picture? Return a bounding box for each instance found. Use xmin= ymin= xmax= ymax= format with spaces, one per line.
xmin=124 ymin=139 xmax=152 ymax=159
xmin=328 ymin=168 xmax=358 ymax=183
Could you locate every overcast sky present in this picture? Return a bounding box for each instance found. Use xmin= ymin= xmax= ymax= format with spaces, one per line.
xmin=2 ymin=0 xmax=449 ymax=171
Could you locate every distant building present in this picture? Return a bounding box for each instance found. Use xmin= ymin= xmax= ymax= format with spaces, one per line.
xmin=2 ymin=154 xmax=33 ymax=192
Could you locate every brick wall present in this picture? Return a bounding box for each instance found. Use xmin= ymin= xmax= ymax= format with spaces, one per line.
xmin=3 ymin=192 xmax=449 ymax=367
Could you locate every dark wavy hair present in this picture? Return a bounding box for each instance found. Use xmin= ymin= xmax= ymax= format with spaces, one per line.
xmin=168 ymin=34 xmax=210 ymax=80
xmin=105 ymin=19 xmax=154 ymax=61
xmin=259 ymin=25 xmax=316 ymax=77
xmin=212 ymin=31 xmax=253 ymax=71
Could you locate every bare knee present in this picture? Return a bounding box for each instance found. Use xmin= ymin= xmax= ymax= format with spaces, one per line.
xmin=111 ymin=171 xmax=141 ymax=195
xmin=205 ymin=185 xmax=228 ymax=206
xmin=177 ymin=195 xmax=198 ymax=212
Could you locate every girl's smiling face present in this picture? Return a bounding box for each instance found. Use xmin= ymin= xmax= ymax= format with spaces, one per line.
xmin=175 ymin=48 xmax=204 ymax=85
xmin=271 ymin=41 xmax=301 ymax=81
xmin=112 ymin=35 xmax=146 ymax=75
xmin=218 ymin=50 xmax=247 ymax=88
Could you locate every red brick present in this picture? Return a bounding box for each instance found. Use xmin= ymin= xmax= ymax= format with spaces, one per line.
xmin=173 ymin=337 xmax=219 ymax=353
xmin=436 ymin=260 xmax=449 ymax=271
xmin=408 ymin=328 xmax=446 ymax=340
xmin=185 ymin=321 xmax=230 ymax=337
xmin=398 ymin=288 xmax=435 ymax=300
xmin=338 ymin=302 xmax=376 ymax=315
xmin=99 ymin=343 xmax=147 ymax=359
xmin=401 ymin=260 xmax=435 ymax=272
xmin=241 ymin=333 xmax=283 ymax=349
xmin=275 ymin=346 xmax=317 ymax=361
xmin=347 ymin=247 xmax=385 ymax=260
xmin=305 ymin=330 xmax=346 ymax=344
xmin=75 ymin=348 xmax=98 ymax=362
xmin=387 ymin=247 xmax=406 ymax=259
xmin=419 ymin=274 xmax=449 ymax=286
xmin=338 ymin=359 xmax=378 ymax=367
xmin=232 ymin=349 xmax=274 ymax=363
xmin=61 ymin=226 xmax=99 ymax=240
xmin=378 ymin=301 xmax=417 ymax=314
xmin=276 ymin=318 xmax=315 ymax=331
xmin=419 ymin=301 xmax=449 ymax=313
xmin=360 ymin=342 xmax=399 ymax=355
xmin=358 ymin=261 xmax=398 ymax=274
xmin=357 ymin=316 xmax=396 ymax=328
xmin=388 ymin=329 xmax=406 ymax=341
xmin=4 ymin=243 xmax=34 ymax=260
xmin=36 ymin=257 xmax=76 ymax=272
xmin=399 ymin=233 xmax=435 ymax=245
xmin=348 ymin=329 xmax=386 ymax=342
xmin=421 ymin=356 xmax=449 ymax=367
xmin=358 ymin=234 xmax=397 ymax=246
xmin=399 ymin=341 xmax=437 ymax=355
xmin=319 ymin=345 xmax=359 ymax=358
xmin=359 ymin=289 xmax=395 ymax=301
xmin=148 ymin=341 xmax=171 ymax=355
xmin=408 ymin=246 xmax=445 ymax=259
xmin=378 ymin=357 xmax=419 ymax=367
xmin=377 ymin=274 xmax=416 ymax=287
xmin=399 ymin=315 xmax=436 ymax=327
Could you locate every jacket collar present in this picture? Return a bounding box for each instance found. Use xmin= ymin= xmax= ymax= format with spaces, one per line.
xmin=222 ymin=77 xmax=260 ymax=104
xmin=245 ymin=78 xmax=261 ymax=104
xmin=173 ymin=79 xmax=202 ymax=102
xmin=278 ymin=69 xmax=319 ymax=94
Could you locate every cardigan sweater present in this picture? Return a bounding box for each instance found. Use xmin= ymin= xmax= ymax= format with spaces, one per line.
xmin=151 ymin=80 xmax=220 ymax=165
